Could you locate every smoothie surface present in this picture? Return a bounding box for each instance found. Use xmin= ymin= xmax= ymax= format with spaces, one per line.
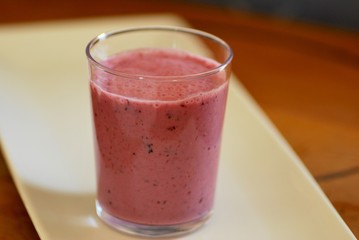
xmin=93 ymin=48 xmax=225 ymax=101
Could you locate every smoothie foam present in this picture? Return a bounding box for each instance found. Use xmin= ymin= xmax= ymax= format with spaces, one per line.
xmin=91 ymin=48 xmax=228 ymax=225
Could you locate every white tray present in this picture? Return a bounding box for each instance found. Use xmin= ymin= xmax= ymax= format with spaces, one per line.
xmin=0 ymin=14 xmax=355 ymax=240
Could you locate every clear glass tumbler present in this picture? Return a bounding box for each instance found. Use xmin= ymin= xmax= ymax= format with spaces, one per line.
xmin=86 ymin=26 xmax=232 ymax=237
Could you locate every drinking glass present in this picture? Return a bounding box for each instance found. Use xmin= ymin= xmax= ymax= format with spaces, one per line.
xmin=86 ymin=26 xmax=232 ymax=237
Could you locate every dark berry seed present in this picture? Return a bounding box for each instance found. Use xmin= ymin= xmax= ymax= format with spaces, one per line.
xmin=147 ymin=144 xmax=154 ymax=153
xmin=167 ymin=126 xmax=176 ymax=131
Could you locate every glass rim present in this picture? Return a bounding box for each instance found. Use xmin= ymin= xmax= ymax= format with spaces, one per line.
xmin=85 ymin=26 xmax=233 ymax=81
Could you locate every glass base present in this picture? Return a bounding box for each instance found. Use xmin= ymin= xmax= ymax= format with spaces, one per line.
xmin=96 ymin=201 xmax=211 ymax=238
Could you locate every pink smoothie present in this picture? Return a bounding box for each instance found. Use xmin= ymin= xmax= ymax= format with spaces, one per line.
xmin=90 ymin=48 xmax=228 ymax=225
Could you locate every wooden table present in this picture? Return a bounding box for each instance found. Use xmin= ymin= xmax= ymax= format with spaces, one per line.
xmin=0 ymin=0 xmax=358 ymax=239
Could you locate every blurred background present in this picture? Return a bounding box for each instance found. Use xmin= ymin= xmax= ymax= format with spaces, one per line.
xmin=1 ymin=0 xmax=358 ymax=31
xmin=187 ymin=0 xmax=359 ymax=31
